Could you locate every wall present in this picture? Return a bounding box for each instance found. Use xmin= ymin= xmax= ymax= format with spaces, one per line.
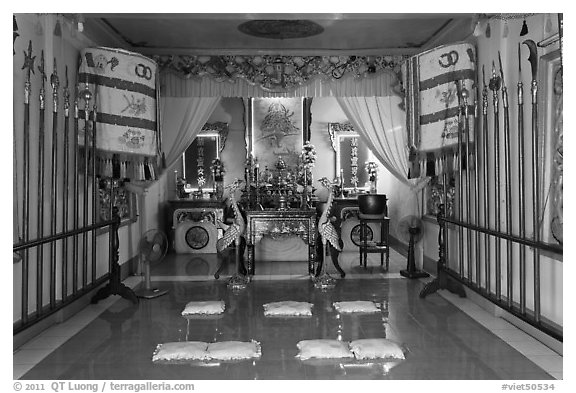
xmin=418 ymin=14 xmax=562 ymax=326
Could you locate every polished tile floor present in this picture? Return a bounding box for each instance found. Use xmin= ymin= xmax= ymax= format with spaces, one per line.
xmin=14 ymin=248 xmax=562 ymax=380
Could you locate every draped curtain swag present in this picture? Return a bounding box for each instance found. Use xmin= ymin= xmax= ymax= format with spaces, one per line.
xmin=160 ymin=96 xmax=221 ymax=171
xmin=335 ymin=96 xmax=429 ymax=210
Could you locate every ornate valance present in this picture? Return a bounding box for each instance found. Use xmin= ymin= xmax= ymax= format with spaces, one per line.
xmin=154 ymin=54 xmax=408 ymax=97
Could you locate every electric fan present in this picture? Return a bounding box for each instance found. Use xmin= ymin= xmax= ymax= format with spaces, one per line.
xmin=135 ymin=229 xmax=169 ymax=299
xmin=397 ymin=215 xmax=430 ymax=279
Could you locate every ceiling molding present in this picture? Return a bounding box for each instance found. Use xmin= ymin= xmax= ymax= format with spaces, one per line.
xmin=421 ymin=18 xmax=476 ymax=51
xmin=136 ymin=47 xmax=421 ymax=57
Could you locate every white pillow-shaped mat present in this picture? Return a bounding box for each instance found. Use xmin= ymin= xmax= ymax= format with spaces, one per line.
xmin=296 ymin=339 xmax=354 ymax=360
xmin=181 ymin=300 xmax=225 ymax=316
xmin=207 ymin=340 xmax=262 ymax=361
xmin=152 ymin=341 xmax=209 ymax=362
xmin=333 ymin=301 xmax=380 ymax=314
xmin=349 ymin=338 xmax=406 ymax=360
xmin=263 ymin=301 xmax=313 ymax=316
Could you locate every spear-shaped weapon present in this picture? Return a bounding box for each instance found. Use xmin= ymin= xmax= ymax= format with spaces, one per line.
xmin=62 ymin=65 xmax=70 ymax=301
xmin=455 ymin=80 xmax=465 ymax=278
xmin=91 ymin=84 xmax=98 ymax=286
xmin=481 ymin=65 xmax=491 ymax=294
xmin=21 ymin=40 xmax=35 ymax=324
xmin=489 ymin=61 xmax=502 ymax=300
xmin=80 ymin=82 xmax=93 ymax=288
xmin=523 ymin=38 xmax=541 ymax=323
xmin=461 ymin=81 xmax=474 ymax=282
xmin=498 ymin=51 xmax=514 ymax=308
xmin=49 ymin=58 xmax=59 ymax=308
xmin=517 ymin=43 xmax=527 ymax=314
xmin=72 ymin=82 xmax=80 ymax=296
xmin=36 ymin=50 xmax=47 ymax=313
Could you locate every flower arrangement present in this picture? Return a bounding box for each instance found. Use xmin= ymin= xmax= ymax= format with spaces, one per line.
xmin=210 ymin=158 xmax=225 ymax=181
xmin=365 ymin=161 xmax=378 ymax=182
xmin=301 ymin=141 xmax=317 ymax=169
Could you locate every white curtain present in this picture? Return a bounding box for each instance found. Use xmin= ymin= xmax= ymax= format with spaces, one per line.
xmin=160 ymin=96 xmax=222 ymax=170
xmin=335 ymin=96 xmax=429 ymax=210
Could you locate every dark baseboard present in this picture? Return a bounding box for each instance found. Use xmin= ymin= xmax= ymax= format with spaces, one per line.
xmin=13 ymin=256 xmax=138 ymax=350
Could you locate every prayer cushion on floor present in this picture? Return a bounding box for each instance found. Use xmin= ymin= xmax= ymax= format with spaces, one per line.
xmin=181 ymin=300 xmax=225 ymax=316
xmin=152 ymin=342 xmax=209 ymax=362
xmin=207 ymin=340 xmax=262 ymax=360
xmin=296 ymin=339 xmax=354 ymax=360
xmin=263 ymin=301 xmax=313 ymax=316
xmin=333 ymin=301 xmax=380 ymax=314
xmin=349 ymin=339 xmax=406 ymax=360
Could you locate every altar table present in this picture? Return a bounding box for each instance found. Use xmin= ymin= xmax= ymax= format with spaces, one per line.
xmin=245 ymin=209 xmax=317 ymax=275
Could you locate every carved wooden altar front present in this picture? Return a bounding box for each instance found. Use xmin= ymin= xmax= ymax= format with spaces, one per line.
xmin=245 ymin=209 xmax=317 ymax=276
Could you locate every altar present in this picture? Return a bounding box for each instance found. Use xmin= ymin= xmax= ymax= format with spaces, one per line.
xmin=245 ymin=209 xmax=317 ymax=276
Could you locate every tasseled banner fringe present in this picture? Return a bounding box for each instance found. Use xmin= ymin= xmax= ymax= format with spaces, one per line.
xmin=93 ymin=153 xmax=159 ymax=181
xmin=452 ymin=152 xmax=459 ymax=172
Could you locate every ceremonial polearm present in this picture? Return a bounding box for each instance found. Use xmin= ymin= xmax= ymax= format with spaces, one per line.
xmin=517 ymin=44 xmax=527 ymax=314
xmin=481 ymin=66 xmax=491 ymax=293
xmin=80 ymin=84 xmax=93 ymax=288
xmin=72 ymin=84 xmax=80 ymax=296
xmin=473 ymin=92 xmax=482 ymax=289
xmin=456 ymin=81 xmax=465 ymax=279
xmin=91 ymin=91 xmax=98 ymax=286
xmin=36 ymin=51 xmax=47 ymax=314
xmin=499 ymin=52 xmax=514 ymax=308
xmin=62 ymin=66 xmax=70 ymax=301
xmin=49 ymin=58 xmax=59 ymax=308
xmin=461 ymin=82 xmax=473 ymax=282
xmin=523 ymin=39 xmax=541 ymax=323
xmin=489 ymin=62 xmax=502 ymax=300
xmin=21 ymin=41 xmax=35 ymax=324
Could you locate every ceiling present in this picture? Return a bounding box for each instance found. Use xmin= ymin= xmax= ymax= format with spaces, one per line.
xmin=83 ymin=13 xmax=477 ymax=57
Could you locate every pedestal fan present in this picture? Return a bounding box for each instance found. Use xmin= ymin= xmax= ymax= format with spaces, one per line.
xmin=135 ymin=229 xmax=169 ymax=299
xmin=397 ymin=215 xmax=430 ymax=279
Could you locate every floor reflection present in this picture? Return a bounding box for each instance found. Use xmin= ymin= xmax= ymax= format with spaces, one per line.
xmin=20 ymin=278 xmax=554 ymax=380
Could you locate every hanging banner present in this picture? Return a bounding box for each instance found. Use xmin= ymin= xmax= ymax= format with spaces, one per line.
xmin=78 ymin=47 xmax=159 ymax=179
xmin=406 ymin=41 xmax=476 ymax=178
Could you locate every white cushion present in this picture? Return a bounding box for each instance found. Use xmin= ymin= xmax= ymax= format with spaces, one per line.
xmin=152 ymin=341 xmax=209 ymax=362
xmin=333 ymin=301 xmax=380 ymax=314
xmin=207 ymin=340 xmax=262 ymax=360
xmin=181 ymin=300 xmax=225 ymax=316
xmin=349 ymin=339 xmax=405 ymax=360
xmin=296 ymin=339 xmax=354 ymax=360
xmin=263 ymin=301 xmax=313 ymax=316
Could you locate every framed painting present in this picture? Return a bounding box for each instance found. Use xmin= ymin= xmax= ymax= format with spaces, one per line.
xmin=250 ymin=98 xmax=305 ymax=171
xmin=328 ymin=122 xmax=373 ymax=191
xmin=539 ymin=49 xmax=562 ymax=246
xmin=183 ymin=133 xmax=220 ymax=190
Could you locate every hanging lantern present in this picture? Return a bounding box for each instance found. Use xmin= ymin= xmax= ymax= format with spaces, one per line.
xmin=520 ymin=19 xmax=529 ymax=36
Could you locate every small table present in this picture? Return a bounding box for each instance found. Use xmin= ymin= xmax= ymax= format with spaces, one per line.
xmin=245 ymin=209 xmax=317 ymax=276
xmin=166 ymin=199 xmax=225 ymax=253
xmin=359 ymin=216 xmax=390 ymax=269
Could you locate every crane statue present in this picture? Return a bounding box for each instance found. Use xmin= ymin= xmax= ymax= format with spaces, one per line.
xmin=215 ymin=178 xmax=248 ymax=290
xmin=314 ymin=177 xmax=341 ymax=289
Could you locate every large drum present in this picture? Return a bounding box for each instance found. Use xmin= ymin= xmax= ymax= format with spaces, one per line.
xmin=405 ymin=41 xmax=476 ymax=177
xmin=78 ymin=47 xmax=159 ymax=179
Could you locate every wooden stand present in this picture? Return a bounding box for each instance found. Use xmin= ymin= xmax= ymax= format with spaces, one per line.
xmin=91 ymin=207 xmax=138 ymax=304
xmin=419 ymin=205 xmax=466 ymax=298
